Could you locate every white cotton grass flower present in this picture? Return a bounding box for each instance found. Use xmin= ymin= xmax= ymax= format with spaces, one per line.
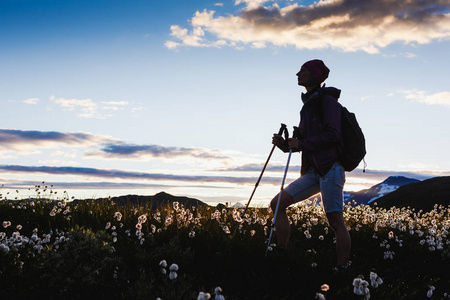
xmin=114 ymin=211 xmax=122 ymax=221
xmin=222 ymin=226 xmax=230 ymax=234
xmin=214 ymin=286 xmax=225 ymax=300
xmin=369 ymin=272 xmax=383 ymax=288
xmin=138 ymin=214 xmax=147 ymax=224
xmin=353 ymin=277 xmax=370 ymax=299
xmin=320 ymin=284 xmax=330 ymax=292
xmin=169 ymin=271 xmax=178 ymax=280
xmin=215 ymin=286 xmax=225 ymax=300
xmin=159 ymin=260 xmax=167 ymax=268
xmin=198 ymin=291 xmax=211 ymax=300
xmin=427 ymin=286 xmax=435 ymax=298
xmin=3 ymin=221 xmax=11 ymax=228
xmin=384 ymin=250 xmax=395 ymax=260
xmin=315 ymin=292 xmax=326 ymax=300
xmin=165 ymin=263 xmax=178 ymax=280
xmin=169 ymin=263 xmax=179 ymax=271
xmin=159 ymin=260 xmax=167 ymax=275
xmin=0 ymin=244 xmax=10 ymax=253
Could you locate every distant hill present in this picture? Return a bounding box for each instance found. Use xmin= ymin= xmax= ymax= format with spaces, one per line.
xmin=109 ymin=192 xmax=208 ymax=208
xmin=371 ymin=176 xmax=450 ymax=211
xmin=345 ymin=176 xmax=420 ymax=206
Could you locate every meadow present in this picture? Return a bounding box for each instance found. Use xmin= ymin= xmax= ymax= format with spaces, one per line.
xmin=0 ymin=186 xmax=449 ymax=300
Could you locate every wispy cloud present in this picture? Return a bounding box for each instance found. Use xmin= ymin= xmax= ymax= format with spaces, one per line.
xmin=0 ymin=129 xmax=234 ymax=163
xmin=0 ymin=164 xmax=445 ymax=192
xmin=0 ymin=165 xmax=275 ymax=185
xmin=0 ymin=129 xmax=109 ymax=153
xmin=50 ymin=96 xmax=100 ymax=118
xmin=23 ymin=98 xmax=40 ymax=104
xmin=400 ymin=89 xmax=450 ymax=108
xmin=215 ymin=163 xmax=300 ymax=173
xmin=86 ymin=143 xmax=232 ymax=161
xmin=166 ymin=0 xmax=450 ymax=53
xmin=216 ymin=163 xmax=444 ymax=180
xmin=0 ymin=179 xmax=226 ymax=191
xmin=50 ymin=96 xmax=132 ymax=119
xmin=101 ymin=101 xmax=129 ymax=111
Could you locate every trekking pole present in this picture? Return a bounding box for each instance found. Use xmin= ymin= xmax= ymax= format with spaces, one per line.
xmin=265 ymin=126 xmax=298 ymax=257
xmin=240 ymin=123 xmax=287 ymax=218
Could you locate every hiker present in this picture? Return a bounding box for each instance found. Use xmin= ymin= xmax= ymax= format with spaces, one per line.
xmin=271 ymin=59 xmax=351 ymax=268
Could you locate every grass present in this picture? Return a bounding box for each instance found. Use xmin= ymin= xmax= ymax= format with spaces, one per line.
xmin=0 ymin=188 xmax=449 ymax=299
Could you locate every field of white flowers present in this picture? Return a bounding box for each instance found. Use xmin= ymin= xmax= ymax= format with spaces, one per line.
xmin=0 ymin=186 xmax=449 ymax=299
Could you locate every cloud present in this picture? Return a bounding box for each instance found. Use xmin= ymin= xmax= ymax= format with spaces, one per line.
xmin=0 ymin=179 xmax=226 ymax=191
xmin=23 ymin=98 xmax=40 ymax=104
xmin=50 ymin=96 xmax=131 ymax=119
xmin=0 ymin=164 xmax=278 ymax=185
xmin=235 ymin=0 xmax=271 ymax=10
xmin=50 ymin=96 xmax=97 ymax=116
xmin=86 ymin=143 xmax=232 ymax=161
xmin=0 ymin=129 xmax=111 ymax=153
xmin=0 ymin=164 xmax=445 ymax=193
xmin=101 ymin=101 xmax=129 ymax=106
xmin=101 ymin=101 xmax=129 ymax=111
xmin=0 ymin=129 xmax=233 ymax=163
xmin=166 ymin=0 xmax=450 ymax=53
xmin=216 ymin=163 xmax=300 ymax=172
xmin=400 ymin=89 xmax=450 ymax=108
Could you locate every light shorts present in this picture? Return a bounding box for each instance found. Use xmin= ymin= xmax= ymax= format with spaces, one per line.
xmin=284 ymin=162 xmax=346 ymax=213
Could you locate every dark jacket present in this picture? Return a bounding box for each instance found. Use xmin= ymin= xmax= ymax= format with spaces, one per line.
xmin=298 ymin=87 xmax=342 ymax=176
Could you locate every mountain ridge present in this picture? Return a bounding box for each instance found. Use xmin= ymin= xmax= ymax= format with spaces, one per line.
xmin=372 ymin=176 xmax=450 ymax=211
xmin=345 ymin=176 xmax=420 ymax=206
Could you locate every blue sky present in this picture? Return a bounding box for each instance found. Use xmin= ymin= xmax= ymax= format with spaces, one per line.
xmin=1 ymin=0 xmax=449 ymax=205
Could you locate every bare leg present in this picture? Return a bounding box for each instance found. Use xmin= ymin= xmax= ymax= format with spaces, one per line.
xmin=270 ymin=191 xmax=295 ymax=248
xmin=326 ymin=211 xmax=351 ymax=266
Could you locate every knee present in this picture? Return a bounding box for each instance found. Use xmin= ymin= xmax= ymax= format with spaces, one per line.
xmin=270 ymin=191 xmax=293 ymax=212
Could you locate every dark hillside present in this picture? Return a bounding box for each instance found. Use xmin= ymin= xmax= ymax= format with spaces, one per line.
xmin=372 ymin=176 xmax=450 ymax=211
xmin=109 ymin=192 xmax=208 ymax=208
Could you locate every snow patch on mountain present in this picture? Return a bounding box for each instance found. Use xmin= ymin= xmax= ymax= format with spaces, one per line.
xmin=368 ymin=183 xmax=399 ymax=204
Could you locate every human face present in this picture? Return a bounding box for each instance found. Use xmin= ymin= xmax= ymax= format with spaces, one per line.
xmin=296 ymin=66 xmax=312 ymax=87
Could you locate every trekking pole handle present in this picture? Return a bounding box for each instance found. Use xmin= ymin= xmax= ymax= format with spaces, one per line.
xmin=283 ymin=126 xmax=289 ymax=141
xmin=292 ymin=126 xmax=300 ymax=139
xmin=278 ymin=123 xmax=287 ymax=135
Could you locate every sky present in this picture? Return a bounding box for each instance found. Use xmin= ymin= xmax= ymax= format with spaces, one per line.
xmin=1 ymin=0 xmax=449 ymax=206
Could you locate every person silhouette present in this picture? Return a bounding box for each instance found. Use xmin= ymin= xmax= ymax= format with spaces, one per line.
xmin=271 ymin=59 xmax=351 ymax=268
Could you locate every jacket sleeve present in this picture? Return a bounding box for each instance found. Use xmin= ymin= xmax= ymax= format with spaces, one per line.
xmin=298 ymin=96 xmax=341 ymax=152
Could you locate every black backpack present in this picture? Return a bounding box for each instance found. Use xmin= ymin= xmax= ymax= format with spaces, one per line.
xmin=314 ymin=87 xmax=366 ymax=172
xmin=338 ymin=106 xmax=366 ymax=172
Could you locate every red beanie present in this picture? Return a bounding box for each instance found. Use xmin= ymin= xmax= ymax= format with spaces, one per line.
xmin=302 ymin=59 xmax=330 ymax=84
